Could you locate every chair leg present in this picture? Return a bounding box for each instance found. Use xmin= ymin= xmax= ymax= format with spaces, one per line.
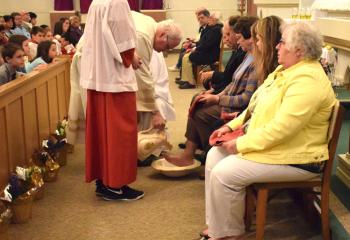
xmin=303 ymin=191 xmax=318 ymax=226
xmin=245 ymin=186 xmax=255 ymax=231
xmin=196 ymin=66 xmax=201 ymax=85
xmin=321 ymin=191 xmax=331 ymax=240
xmin=256 ymin=188 xmax=268 ymax=240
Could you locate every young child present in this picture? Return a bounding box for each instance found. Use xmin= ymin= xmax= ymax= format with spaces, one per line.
xmin=9 ymin=34 xmax=31 ymax=60
xmin=26 ymin=40 xmax=57 ymax=73
xmin=40 ymin=25 xmax=52 ymax=40
xmin=0 ymin=24 xmax=9 ymax=45
xmin=60 ymin=32 xmax=75 ymax=56
xmin=0 ymin=43 xmax=25 ymax=85
xmin=9 ymin=34 xmax=32 ymax=72
xmin=29 ymin=26 xmax=45 ymax=58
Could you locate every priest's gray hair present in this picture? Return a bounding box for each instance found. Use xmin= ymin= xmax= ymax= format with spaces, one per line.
xmin=282 ymin=22 xmax=323 ymax=60
xmin=157 ymin=19 xmax=183 ymax=41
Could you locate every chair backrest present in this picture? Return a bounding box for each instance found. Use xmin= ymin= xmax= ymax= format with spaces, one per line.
xmin=218 ymin=39 xmax=225 ymax=72
xmin=323 ymin=100 xmax=344 ymax=186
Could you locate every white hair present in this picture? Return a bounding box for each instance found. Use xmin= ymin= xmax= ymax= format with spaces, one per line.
xmin=282 ymin=22 xmax=323 ymax=60
xmin=157 ymin=19 xmax=183 ymax=41
xmin=210 ymin=11 xmax=222 ymax=22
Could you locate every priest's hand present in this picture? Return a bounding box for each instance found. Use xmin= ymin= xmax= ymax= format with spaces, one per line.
xmin=152 ymin=111 xmax=166 ymax=130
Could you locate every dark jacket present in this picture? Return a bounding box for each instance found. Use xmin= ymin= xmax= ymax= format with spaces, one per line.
xmin=68 ymin=27 xmax=83 ymax=46
xmin=204 ymin=47 xmax=246 ymax=93
xmin=189 ymin=23 xmax=223 ymax=65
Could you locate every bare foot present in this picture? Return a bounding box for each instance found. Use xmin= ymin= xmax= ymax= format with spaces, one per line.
xmin=164 ymin=153 xmax=194 ymax=167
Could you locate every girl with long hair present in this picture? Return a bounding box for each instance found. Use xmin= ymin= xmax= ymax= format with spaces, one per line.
xmin=26 ymin=40 xmax=57 ymax=73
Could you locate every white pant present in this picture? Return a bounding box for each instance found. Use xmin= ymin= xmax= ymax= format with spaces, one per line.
xmin=205 ymin=146 xmax=319 ymax=238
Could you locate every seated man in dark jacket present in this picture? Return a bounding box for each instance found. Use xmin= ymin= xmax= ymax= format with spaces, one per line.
xmin=169 ymin=7 xmax=210 ymax=72
xmin=178 ymin=11 xmax=223 ymax=89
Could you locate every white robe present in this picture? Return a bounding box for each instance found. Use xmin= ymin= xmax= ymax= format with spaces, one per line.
xmin=66 ymin=38 xmax=86 ymax=144
xmin=150 ymin=51 xmax=176 ymax=121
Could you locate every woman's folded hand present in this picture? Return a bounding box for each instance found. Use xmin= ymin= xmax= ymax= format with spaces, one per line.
xmin=222 ymin=139 xmax=238 ymax=154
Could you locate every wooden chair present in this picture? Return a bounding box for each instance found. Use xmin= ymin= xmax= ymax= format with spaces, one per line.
xmin=244 ymin=100 xmax=344 ymax=240
xmin=194 ymin=39 xmax=225 ymax=85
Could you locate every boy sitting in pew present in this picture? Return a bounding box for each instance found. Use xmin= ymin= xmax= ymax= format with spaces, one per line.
xmin=0 ymin=42 xmax=25 ymax=85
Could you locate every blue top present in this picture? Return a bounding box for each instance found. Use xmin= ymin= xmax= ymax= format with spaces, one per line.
xmin=26 ymin=57 xmax=47 ymax=73
xmin=10 ymin=26 xmax=31 ymax=39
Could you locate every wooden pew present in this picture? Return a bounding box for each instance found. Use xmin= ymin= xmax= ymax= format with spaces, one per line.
xmin=0 ymin=58 xmax=71 ymax=190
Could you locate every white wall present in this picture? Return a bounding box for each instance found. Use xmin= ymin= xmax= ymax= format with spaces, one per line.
xmin=165 ymin=0 xmax=239 ymax=40
xmin=0 ymin=0 xmax=82 ymax=26
xmin=254 ymin=0 xmax=298 ymax=18
xmin=0 ymin=0 xmax=55 ymax=25
xmin=1 ymin=0 xmax=239 ymax=47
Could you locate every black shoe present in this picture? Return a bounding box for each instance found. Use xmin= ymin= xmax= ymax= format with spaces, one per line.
xmin=137 ymin=155 xmax=158 ymax=167
xmin=102 ymin=185 xmax=144 ymax=201
xmin=95 ymin=179 xmax=106 ymax=196
xmin=194 ymin=152 xmax=207 ymax=165
xmin=179 ymin=82 xmax=196 ymax=89
xmin=178 ymin=142 xmax=186 ymax=149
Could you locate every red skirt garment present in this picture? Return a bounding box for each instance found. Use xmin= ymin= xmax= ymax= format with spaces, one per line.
xmin=85 ymin=90 xmax=137 ymax=188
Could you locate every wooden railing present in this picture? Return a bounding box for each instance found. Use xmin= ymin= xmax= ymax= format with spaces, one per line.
xmin=0 ymin=58 xmax=70 ymax=190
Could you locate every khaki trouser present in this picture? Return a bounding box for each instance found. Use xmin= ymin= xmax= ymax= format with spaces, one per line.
xmin=137 ymin=112 xmax=153 ymax=131
xmin=205 ymin=146 xmax=319 ymax=238
xmin=181 ymin=52 xmax=196 ymax=85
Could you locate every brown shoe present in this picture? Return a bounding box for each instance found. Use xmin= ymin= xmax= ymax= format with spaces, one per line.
xmin=198 ymin=169 xmax=205 ymax=180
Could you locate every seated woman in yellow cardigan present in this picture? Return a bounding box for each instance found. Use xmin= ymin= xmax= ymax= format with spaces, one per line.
xmin=203 ymin=21 xmax=336 ymax=240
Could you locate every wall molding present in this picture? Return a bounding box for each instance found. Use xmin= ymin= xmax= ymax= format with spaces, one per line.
xmin=324 ymin=36 xmax=350 ymax=52
xmin=254 ymin=0 xmax=298 ymax=7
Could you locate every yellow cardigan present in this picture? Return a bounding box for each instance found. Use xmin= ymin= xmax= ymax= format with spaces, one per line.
xmin=227 ymin=60 xmax=336 ymax=165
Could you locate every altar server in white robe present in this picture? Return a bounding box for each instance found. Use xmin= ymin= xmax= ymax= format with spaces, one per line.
xmin=80 ymin=0 xmax=144 ymax=201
